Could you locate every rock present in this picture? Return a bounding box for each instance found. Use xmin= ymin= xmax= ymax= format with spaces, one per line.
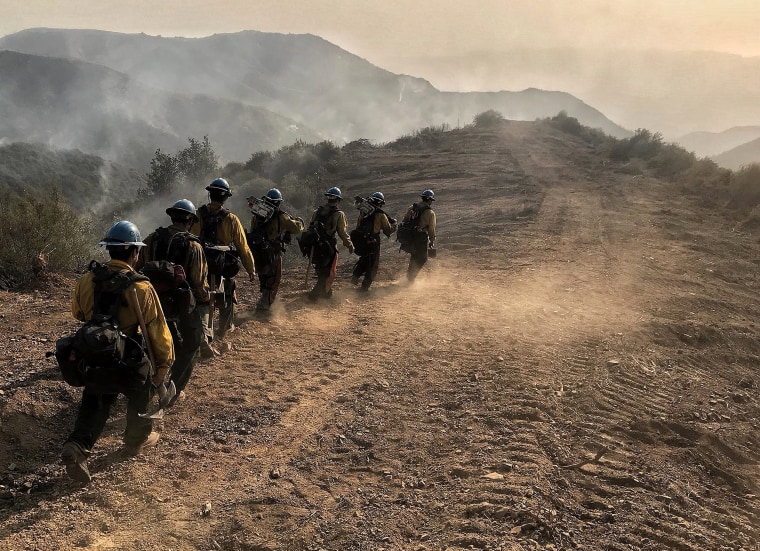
xmin=481 ymin=472 xmax=504 ymax=481
xmin=606 ymin=360 xmax=620 ymax=367
xmin=201 ymin=501 xmax=212 ymax=516
xmin=269 ymin=467 xmax=281 ymax=479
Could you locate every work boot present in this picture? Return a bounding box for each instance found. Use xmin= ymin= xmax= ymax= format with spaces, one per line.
xmin=123 ymin=431 xmax=160 ymax=457
xmin=351 ymin=275 xmax=360 ymax=286
xmin=256 ymin=291 xmax=271 ymax=311
xmin=61 ymin=441 xmax=91 ymax=483
xmin=200 ymin=339 xmax=215 ymax=359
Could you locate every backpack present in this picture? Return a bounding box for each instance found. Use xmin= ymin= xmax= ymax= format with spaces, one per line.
xmin=55 ymin=262 xmax=151 ymax=393
xmin=297 ymin=206 xmax=338 ymax=265
xmin=350 ymin=210 xmax=382 ymax=256
xmin=397 ymin=203 xmax=430 ymax=253
xmin=198 ymin=205 xmax=241 ymax=278
xmin=141 ymin=228 xmax=197 ymax=319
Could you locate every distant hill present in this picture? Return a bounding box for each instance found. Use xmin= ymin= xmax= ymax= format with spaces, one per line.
xmin=711 ymin=137 xmax=760 ymax=170
xmin=392 ymin=48 xmax=760 ymax=140
xmin=0 ymin=50 xmax=322 ymax=167
xmin=676 ymin=126 xmax=760 ymax=158
xmin=0 ymin=28 xmax=631 ymax=144
xmin=0 ymin=141 xmax=144 ymax=212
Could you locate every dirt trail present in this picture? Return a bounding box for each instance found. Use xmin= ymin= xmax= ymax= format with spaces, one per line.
xmin=2 ymin=122 xmax=760 ymax=550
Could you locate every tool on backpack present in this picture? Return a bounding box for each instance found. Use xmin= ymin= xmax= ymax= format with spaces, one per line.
xmin=304 ymin=246 xmax=314 ymax=289
xmin=131 ymin=287 xmax=176 ymax=420
xmin=208 ymin=272 xmax=217 ymax=340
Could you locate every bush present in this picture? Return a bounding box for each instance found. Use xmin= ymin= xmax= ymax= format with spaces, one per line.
xmin=726 ymin=163 xmax=760 ymax=214
xmin=546 ymin=111 xmax=611 ymax=147
xmin=0 ymin=187 xmax=95 ymax=281
xmin=389 ymin=124 xmax=451 ymax=150
xmin=472 ymin=110 xmax=506 ymax=128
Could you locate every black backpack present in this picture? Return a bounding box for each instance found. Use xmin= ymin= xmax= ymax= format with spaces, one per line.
xmin=350 ymin=210 xmax=382 ymax=256
xmin=397 ymin=203 xmax=430 ymax=253
xmin=141 ymin=227 xmax=196 ymax=319
xmin=198 ymin=205 xmax=241 ymax=278
xmin=55 ymin=262 xmax=151 ymax=393
xmin=297 ymin=206 xmax=338 ymax=265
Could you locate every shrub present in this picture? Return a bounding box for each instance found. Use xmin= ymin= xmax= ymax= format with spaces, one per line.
xmin=0 ymin=187 xmax=95 ymax=282
xmin=726 ymin=163 xmax=760 ymax=214
xmin=472 ymin=110 xmax=506 ymax=128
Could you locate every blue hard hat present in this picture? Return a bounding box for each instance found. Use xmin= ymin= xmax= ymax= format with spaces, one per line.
xmin=206 ymin=178 xmax=232 ymax=196
xmin=324 ymin=187 xmax=343 ymax=199
xmin=264 ymin=188 xmax=283 ymax=204
xmin=368 ymin=191 xmax=385 ymax=206
xmin=420 ymin=189 xmax=435 ymax=201
xmin=99 ymin=220 xmax=146 ymax=247
xmin=166 ymin=199 xmax=198 ymax=221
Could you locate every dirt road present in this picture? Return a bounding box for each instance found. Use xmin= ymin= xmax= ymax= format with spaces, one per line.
xmin=1 ymin=122 xmax=759 ymax=550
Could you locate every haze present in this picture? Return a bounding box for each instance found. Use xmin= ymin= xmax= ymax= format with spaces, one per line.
xmin=2 ymin=0 xmax=760 ymax=92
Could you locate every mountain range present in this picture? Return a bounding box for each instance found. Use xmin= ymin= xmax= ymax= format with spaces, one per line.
xmin=396 ymin=48 xmax=760 ymax=140
xmin=0 ymin=28 xmax=629 ymax=167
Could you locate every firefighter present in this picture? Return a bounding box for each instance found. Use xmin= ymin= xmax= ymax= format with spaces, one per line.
xmin=61 ymin=221 xmax=174 ymax=483
xmin=191 ymin=178 xmax=255 ymax=353
xmin=401 ymin=189 xmax=437 ymax=281
xmin=137 ymin=199 xmax=209 ymax=404
xmin=305 ymin=187 xmax=353 ymax=300
xmin=350 ymin=191 xmax=397 ymax=291
xmin=247 ymin=188 xmax=305 ymax=311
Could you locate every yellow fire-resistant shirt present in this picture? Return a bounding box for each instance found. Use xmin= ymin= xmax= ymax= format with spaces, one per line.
xmin=252 ymin=211 xmax=305 ymax=242
xmin=355 ymin=212 xmax=396 ymax=237
xmin=191 ymin=203 xmax=256 ymax=276
xmin=71 ymin=260 xmax=175 ymax=373
xmin=137 ymin=224 xmax=211 ymax=303
xmin=310 ymin=205 xmax=353 ymax=248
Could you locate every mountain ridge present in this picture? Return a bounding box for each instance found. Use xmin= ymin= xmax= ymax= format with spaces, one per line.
xmin=0 ymin=28 xmax=631 ymax=148
xmin=0 ymin=49 xmax=323 ymax=167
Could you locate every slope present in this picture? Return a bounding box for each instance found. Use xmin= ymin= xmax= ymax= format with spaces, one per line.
xmin=712 ymin=136 xmax=760 ymax=170
xmin=0 ymin=121 xmax=758 ymax=550
xmin=0 ymin=50 xmax=322 ymax=166
xmin=677 ymin=126 xmax=760 ymax=158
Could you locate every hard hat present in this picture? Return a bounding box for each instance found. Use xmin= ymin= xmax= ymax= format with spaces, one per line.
xmin=368 ymin=191 xmax=385 ymax=207
xmin=206 ymin=177 xmax=232 ymax=196
xmin=420 ymin=189 xmax=435 ymax=201
xmin=99 ymin=221 xmax=146 ymax=247
xmin=324 ymin=187 xmax=343 ymax=199
xmin=264 ymin=188 xmax=283 ymax=204
xmin=166 ymin=199 xmax=198 ymax=222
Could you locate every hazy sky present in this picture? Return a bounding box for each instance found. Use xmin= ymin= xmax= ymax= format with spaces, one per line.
xmin=2 ymin=0 xmax=760 ymax=76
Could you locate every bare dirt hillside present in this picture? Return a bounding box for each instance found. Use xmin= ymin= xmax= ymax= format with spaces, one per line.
xmin=2 ymin=121 xmax=759 ymax=550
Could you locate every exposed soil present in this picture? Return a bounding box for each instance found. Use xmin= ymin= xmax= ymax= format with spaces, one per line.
xmin=1 ymin=121 xmax=760 ymax=550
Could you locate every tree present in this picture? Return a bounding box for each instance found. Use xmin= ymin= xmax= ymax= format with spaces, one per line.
xmin=176 ymin=136 xmax=219 ymax=186
xmin=143 ymin=148 xmax=178 ymax=196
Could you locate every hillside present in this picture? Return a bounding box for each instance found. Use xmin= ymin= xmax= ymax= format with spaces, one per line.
xmin=712 ymin=136 xmax=760 ymax=170
xmin=0 ymin=142 xmax=145 ymax=213
xmin=676 ymin=126 xmax=760 ymax=158
xmin=0 ymin=28 xmax=631 ymax=142
xmin=1 ymin=121 xmax=759 ymax=550
xmin=0 ymin=50 xmax=322 ymax=166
